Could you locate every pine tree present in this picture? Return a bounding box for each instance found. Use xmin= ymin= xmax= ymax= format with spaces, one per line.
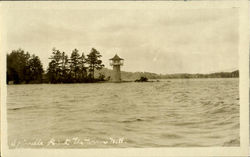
xmin=27 ymin=54 xmax=44 ymax=82
xmin=79 ymin=52 xmax=87 ymax=82
xmin=86 ymin=48 xmax=104 ymax=80
xmin=48 ymin=48 xmax=62 ymax=83
xmin=69 ymin=49 xmax=80 ymax=82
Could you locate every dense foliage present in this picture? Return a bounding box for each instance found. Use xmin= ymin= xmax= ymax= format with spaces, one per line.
xmin=7 ymin=49 xmax=44 ymax=84
xmin=47 ymin=48 xmax=104 ymax=83
xmin=86 ymin=48 xmax=104 ymax=80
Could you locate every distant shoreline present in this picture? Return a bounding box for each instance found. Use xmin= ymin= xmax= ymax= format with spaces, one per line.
xmin=7 ymin=77 xmax=239 ymax=85
xmin=7 ymin=48 xmax=239 ymax=85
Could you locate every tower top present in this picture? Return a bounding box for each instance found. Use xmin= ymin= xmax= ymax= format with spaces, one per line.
xmin=109 ymin=54 xmax=124 ymax=61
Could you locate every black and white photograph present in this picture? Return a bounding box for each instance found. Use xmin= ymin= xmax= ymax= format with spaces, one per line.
xmin=1 ymin=1 xmax=249 ymax=157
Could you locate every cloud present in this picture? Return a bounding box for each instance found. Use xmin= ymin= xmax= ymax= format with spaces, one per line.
xmin=3 ymin=7 xmax=239 ymax=74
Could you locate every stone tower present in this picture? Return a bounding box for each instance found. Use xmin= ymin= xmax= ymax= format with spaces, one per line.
xmin=109 ymin=54 xmax=124 ymax=82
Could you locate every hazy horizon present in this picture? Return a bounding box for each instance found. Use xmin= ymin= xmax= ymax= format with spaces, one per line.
xmin=3 ymin=4 xmax=239 ymax=74
xmin=101 ymin=67 xmax=238 ymax=76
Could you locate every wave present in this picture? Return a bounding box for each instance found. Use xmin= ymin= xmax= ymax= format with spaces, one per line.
xmin=160 ymin=133 xmax=182 ymax=139
xmin=223 ymin=138 xmax=240 ymax=146
xmin=8 ymin=106 xmax=38 ymax=111
xmin=119 ymin=118 xmax=144 ymax=123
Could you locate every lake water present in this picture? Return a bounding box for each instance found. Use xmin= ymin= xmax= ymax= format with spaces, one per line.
xmin=7 ymin=78 xmax=239 ymax=148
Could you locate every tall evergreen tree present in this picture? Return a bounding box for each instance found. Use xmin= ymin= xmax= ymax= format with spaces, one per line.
xmin=86 ymin=48 xmax=104 ymax=80
xmin=59 ymin=51 xmax=69 ymax=82
xmin=27 ymin=54 xmax=44 ymax=82
xmin=78 ymin=52 xmax=87 ymax=82
xmin=47 ymin=48 xmax=62 ymax=83
xmin=69 ymin=49 xmax=80 ymax=82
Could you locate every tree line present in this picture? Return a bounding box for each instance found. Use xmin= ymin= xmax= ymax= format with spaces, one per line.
xmin=99 ymin=68 xmax=239 ymax=80
xmin=7 ymin=48 xmax=105 ymax=84
xmin=7 ymin=48 xmax=239 ymax=84
xmin=7 ymin=49 xmax=44 ymax=84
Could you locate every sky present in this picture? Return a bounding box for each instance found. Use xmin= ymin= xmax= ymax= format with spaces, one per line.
xmin=2 ymin=5 xmax=239 ymax=74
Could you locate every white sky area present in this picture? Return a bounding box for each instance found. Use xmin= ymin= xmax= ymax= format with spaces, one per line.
xmin=3 ymin=6 xmax=239 ymax=74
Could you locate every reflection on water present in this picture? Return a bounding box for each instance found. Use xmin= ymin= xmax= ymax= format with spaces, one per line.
xmin=7 ymin=78 xmax=239 ymax=148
